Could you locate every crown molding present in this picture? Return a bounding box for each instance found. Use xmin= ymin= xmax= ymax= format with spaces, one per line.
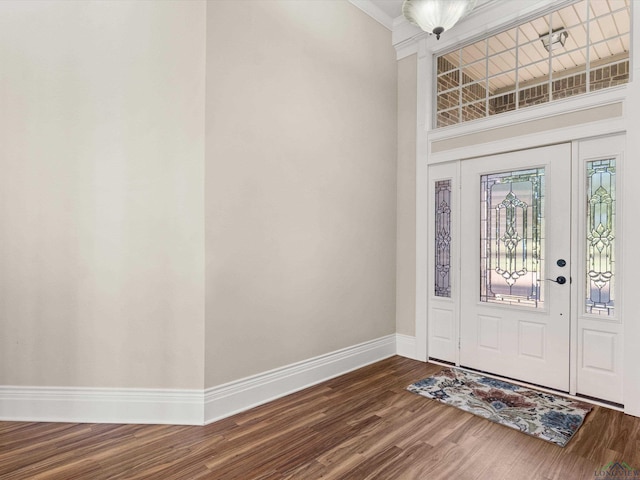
xmin=392 ymin=16 xmax=425 ymax=59
xmin=391 ymin=0 xmax=560 ymax=58
xmin=349 ymin=0 xmax=512 ymax=59
xmin=348 ymin=0 xmax=396 ymax=31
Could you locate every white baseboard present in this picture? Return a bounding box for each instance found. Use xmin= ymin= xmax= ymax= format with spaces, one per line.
xmin=0 ymin=386 xmax=204 ymax=425
xmin=396 ymin=333 xmax=418 ymax=360
xmin=0 ymin=334 xmax=398 ymax=426
xmin=204 ymin=334 xmax=396 ymax=424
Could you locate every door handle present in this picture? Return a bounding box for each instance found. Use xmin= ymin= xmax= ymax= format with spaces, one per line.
xmin=547 ymin=276 xmax=567 ymax=285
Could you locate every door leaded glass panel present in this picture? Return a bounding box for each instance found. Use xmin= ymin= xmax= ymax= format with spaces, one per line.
xmin=586 ymin=158 xmax=616 ymax=316
xmin=480 ymin=168 xmax=545 ymax=308
xmin=435 ymin=180 xmax=452 ymax=297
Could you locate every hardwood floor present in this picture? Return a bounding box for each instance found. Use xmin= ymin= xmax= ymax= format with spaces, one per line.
xmin=1 ymin=356 xmax=639 ymax=479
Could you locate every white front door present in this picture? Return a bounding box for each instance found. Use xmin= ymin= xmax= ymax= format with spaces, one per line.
xmin=459 ymin=143 xmax=571 ymax=391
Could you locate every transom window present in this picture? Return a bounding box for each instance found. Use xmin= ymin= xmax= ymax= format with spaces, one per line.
xmin=435 ymin=0 xmax=631 ymax=128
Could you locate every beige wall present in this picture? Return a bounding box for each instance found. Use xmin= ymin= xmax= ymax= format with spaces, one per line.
xmin=205 ymin=0 xmax=398 ymax=387
xmin=396 ymin=55 xmax=418 ymax=337
xmin=0 ymin=0 xmax=399 ymax=393
xmin=0 ymin=1 xmax=206 ymax=389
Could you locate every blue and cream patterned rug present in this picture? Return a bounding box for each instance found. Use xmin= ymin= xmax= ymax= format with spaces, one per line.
xmin=407 ymin=368 xmax=592 ymax=447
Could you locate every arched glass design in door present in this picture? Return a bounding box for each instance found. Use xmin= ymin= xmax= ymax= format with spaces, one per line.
xmin=480 ymin=168 xmax=545 ymax=308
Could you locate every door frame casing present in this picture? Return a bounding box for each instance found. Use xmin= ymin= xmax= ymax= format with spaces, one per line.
xmin=412 ymin=0 xmax=640 ymax=418
xmin=418 ymin=105 xmax=627 ymax=403
xmin=422 ymin=133 xmax=626 ymax=401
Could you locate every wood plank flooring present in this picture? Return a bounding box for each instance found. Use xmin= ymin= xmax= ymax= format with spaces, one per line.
xmin=1 ymin=356 xmax=639 ymax=479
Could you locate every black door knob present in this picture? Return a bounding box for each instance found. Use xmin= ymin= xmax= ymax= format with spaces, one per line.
xmin=555 ymin=276 xmax=567 ymax=285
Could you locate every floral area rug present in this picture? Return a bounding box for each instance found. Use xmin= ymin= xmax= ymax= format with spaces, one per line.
xmin=407 ymin=368 xmax=592 ymax=447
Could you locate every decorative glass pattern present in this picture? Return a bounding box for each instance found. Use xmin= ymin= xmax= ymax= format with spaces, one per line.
xmin=586 ymin=159 xmax=616 ymax=316
xmin=435 ymin=180 xmax=452 ymax=297
xmin=481 ymin=169 xmax=545 ymax=308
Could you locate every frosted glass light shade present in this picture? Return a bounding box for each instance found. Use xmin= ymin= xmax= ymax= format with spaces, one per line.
xmin=403 ymin=0 xmax=477 ymax=39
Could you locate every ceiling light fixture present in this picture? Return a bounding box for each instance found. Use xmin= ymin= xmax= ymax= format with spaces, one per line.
xmin=540 ymin=28 xmax=569 ymax=52
xmin=402 ymin=0 xmax=477 ymax=40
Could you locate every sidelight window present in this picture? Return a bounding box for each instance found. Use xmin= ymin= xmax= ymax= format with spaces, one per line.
xmin=585 ymin=158 xmax=616 ymax=316
xmin=434 ymin=180 xmax=452 ymax=297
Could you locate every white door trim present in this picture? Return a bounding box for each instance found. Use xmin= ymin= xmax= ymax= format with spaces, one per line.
xmin=420 ymin=134 xmax=626 ymax=405
xmin=413 ymin=0 xmax=639 ymax=417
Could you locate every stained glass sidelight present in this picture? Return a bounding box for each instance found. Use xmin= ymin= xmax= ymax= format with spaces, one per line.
xmin=480 ymin=169 xmax=545 ymax=308
xmin=435 ymin=180 xmax=452 ymax=297
xmin=586 ymin=159 xmax=616 ymax=316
